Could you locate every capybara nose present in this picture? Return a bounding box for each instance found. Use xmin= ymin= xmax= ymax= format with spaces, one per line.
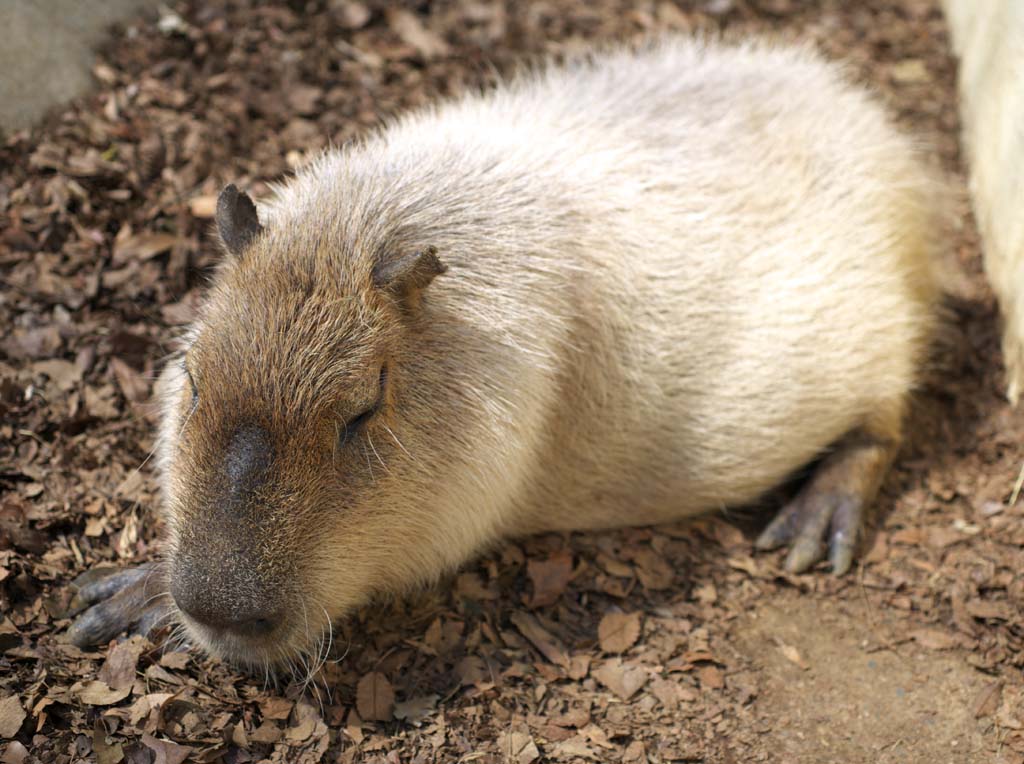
xmin=171 ymin=582 xmax=280 ymax=637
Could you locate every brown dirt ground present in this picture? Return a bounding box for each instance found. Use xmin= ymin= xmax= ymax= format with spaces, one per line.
xmin=1 ymin=1 xmax=1022 ymax=763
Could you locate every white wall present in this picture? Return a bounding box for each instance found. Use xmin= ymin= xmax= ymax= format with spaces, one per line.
xmin=943 ymin=1 xmax=1024 ymax=403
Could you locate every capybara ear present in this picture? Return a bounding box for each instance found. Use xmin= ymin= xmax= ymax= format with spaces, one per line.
xmin=372 ymin=246 xmax=447 ymax=306
xmin=216 ymin=184 xmax=264 ymax=257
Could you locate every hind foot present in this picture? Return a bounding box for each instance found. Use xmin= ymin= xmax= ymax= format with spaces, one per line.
xmin=755 ymin=422 xmax=900 ymax=575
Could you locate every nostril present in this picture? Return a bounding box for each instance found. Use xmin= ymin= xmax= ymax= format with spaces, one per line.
xmin=179 ymin=604 xmax=281 ymax=637
xmin=236 ymin=615 xmax=276 ymax=637
xmin=172 ymin=585 xmax=281 ymax=638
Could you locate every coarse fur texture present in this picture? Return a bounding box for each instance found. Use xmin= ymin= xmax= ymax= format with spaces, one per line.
xmin=153 ymin=36 xmax=944 ymax=667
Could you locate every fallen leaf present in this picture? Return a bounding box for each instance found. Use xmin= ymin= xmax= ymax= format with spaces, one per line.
xmin=649 ymin=676 xmax=684 ymax=709
xmin=32 ymin=359 xmax=82 ymax=391
xmin=0 ymin=741 xmax=28 ymax=764
xmin=248 ymin=722 xmax=282 ymax=744
xmin=697 ymin=664 xmax=725 ymax=690
xmin=2 ymin=326 xmax=62 ymax=360
xmin=160 ymin=290 xmax=202 ymax=325
xmin=285 ymin=716 xmax=316 ymax=743
xmin=0 ymin=695 xmax=26 ymax=739
xmin=580 ymin=724 xmax=614 ymax=749
xmin=592 ymin=658 xmax=648 ymax=700
xmin=393 ymin=694 xmax=439 ymax=724
xmin=344 ymin=708 xmax=364 ymax=744
xmin=927 ymin=525 xmax=965 ymax=550
xmin=98 ymin=635 xmax=145 ymax=690
xmin=596 ymin=553 xmax=634 ymax=578
xmin=553 ymin=735 xmax=602 ymax=760
xmin=286 ymin=84 xmax=324 ymax=115
xmin=633 ymin=548 xmax=674 ymax=590
xmin=158 ymin=652 xmax=189 ymax=670
xmin=623 ymin=740 xmax=647 ymax=764
xmin=356 ymin=672 xmax=395 ymax=722
xmin=510 ymin=611 xmax=570 ymax=669
xmin=598 ymin=611 xmax=642 ymax=653
xmin=551 ymin=708 xmax=589 ymax=728
xmin=84 ymin=385 xmax=120 ymax=419
xmin=693 ymin=582 xmax=717 ymax=605
xmin=109 ymin=357 xmax=150 ymax=403
xmin=140 ymin=734 xmax=191 ymax=764
xmin=112 ymin=230 xmax=177 ymax=265
xmin=539 ymin=724 xmax=575 ymax=743
xmin=456 ymin=572 xmax=499 ymax=601
xmin=422 ymin=616 xmax=463 ymax=656
xmin=127 ymin=693 xmax=172 ymax=726
xmin=568 ymin=654 xmax=591 ymax=680
xmin=93 ymin=719 xmax=125 ymax=764
xmin=285 ymin=703 xmax=326 ymax=744
xmin=75 ymin=680 xmax=132 ymax=706
xmin=527 ymin=552 xmax=573 ymax=607
xmin=386 ymin=9 xmax=450 ymax=58
xmin=966 ymin=599 xmax=1011 ymax=621
xmin=498 ymin=723 xmax=540 ymax=764
xmin=455 ymin=655 xmax=491 ymax=687
xmin=260 ymin=696 xmax=293 ymax=721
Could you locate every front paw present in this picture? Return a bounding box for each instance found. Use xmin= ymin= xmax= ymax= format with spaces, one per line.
xmin=66 ymin=563 xmax=172 ymax=647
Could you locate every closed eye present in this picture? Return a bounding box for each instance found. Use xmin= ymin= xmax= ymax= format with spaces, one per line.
xmin=339 ymin=408 xmax=375 ymax=445
xmin=338 ymin=365 xmax=388 ymax=447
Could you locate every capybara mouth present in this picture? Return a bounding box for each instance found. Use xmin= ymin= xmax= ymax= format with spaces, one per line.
xmin=177 ymin=606 xmax=336 ymax=676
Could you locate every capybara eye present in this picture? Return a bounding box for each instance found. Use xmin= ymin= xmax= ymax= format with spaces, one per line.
xmin=337 ymin=365 xmax=387 ymax=448
xmin=338 ymin=407 xmax=374 ymax=447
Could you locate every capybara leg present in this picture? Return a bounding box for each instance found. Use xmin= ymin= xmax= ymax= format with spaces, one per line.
xmin=755 ymin=403 xmax=903 ymax=575
xmin=66 ymin=563 xmax=171 ymax=647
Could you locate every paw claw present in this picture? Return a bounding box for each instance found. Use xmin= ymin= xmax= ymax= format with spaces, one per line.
xmin=829 ymin=546 xmax=854 ymax=577
xmin=784 ymin=537 xmax=824 ymax=574
xmin=754 ymin=527 xmax=783 ymax=551
xmin=828 ymin=524 xmax=857 ymax=576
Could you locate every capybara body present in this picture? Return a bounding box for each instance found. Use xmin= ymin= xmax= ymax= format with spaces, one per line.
xmin=154 ymin=38 xmax=943 ymax=666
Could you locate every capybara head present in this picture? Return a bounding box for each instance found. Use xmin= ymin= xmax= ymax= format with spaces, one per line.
xmin=160 ymin=183 xmax=455 ymax=669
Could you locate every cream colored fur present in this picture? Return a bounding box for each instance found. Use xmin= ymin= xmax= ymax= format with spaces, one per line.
xmin=158 ymin=37 xmax=943 ymax=664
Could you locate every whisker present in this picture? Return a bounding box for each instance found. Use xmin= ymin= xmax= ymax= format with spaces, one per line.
xmin=301 ymin=599 xmax=311 ymax=646
xmin=362 ymin=443 xmax=375 ymax=482
xmin=367 ymin=433 xmax=388 ymax=473
xmin=331 ymin=631 xmax=353 ymax=665
xmin=382 ymin=424 xmax=415 ymax=462
xmin=144 ymin=610 xmax=179 ymax=640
